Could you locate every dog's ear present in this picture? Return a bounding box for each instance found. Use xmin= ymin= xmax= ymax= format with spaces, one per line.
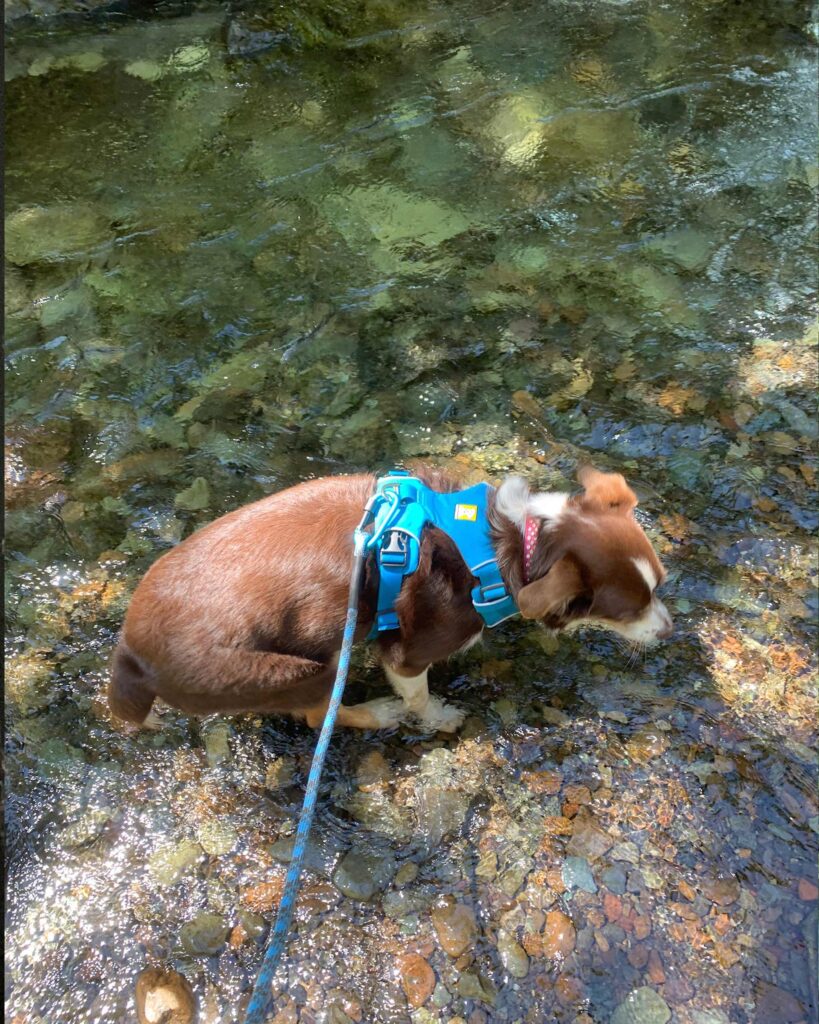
xmin=576 ymin=465 xmax=637 ymax=515
xmin=517 ymin=557 xmax=585 ymax=620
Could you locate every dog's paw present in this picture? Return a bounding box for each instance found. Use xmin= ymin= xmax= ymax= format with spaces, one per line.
xmin=365 ymin=697 xmax=406 ymax=730
xmin=142 ymin=708 xmax=164 ymax=730
xmin=416 ymin=696 xmax=465 ymax=733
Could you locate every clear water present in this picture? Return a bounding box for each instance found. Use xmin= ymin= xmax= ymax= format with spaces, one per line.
xmin=5 ymin=1 xmax=818 ymax=1021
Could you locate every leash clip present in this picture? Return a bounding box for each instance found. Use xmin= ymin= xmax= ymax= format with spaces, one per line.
xmin=379 ymin=530 xmax=408 ymax=568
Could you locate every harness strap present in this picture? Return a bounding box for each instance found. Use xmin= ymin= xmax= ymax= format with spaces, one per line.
xmin=366 ymin=470 xmax=517 ymax=635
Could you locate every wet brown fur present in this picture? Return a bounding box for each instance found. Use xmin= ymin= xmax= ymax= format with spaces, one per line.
xmin=110 ymin=464 xmax=665 ymax=729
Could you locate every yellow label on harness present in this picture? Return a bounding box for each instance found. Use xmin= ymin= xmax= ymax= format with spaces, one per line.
xmin=454 ymin=504 xmax=478 ymax=521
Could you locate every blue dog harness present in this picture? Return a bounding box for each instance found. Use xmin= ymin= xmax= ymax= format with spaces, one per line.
xmin=365 ymin=470 xmax=518 ymax=636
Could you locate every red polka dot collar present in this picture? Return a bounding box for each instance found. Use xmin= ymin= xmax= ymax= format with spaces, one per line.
xmin=523 ymin=516 xmax=539 ymax=584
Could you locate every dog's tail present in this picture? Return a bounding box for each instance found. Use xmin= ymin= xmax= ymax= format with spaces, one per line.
xmin=108 ymin=642 xmax=157 ymax=727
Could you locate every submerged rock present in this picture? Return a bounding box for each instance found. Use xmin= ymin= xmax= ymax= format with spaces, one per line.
xmin=625 ymin=727 xmax=669 ymax=763
xmin=754 ymin=982 xmax=804 ymax=1024
xmin=197 ymin=819 xmax=237 ymax=856
xmin=61 ymin=808 xmax=112 ymax=849
xmin=332 ymin=848 xmax=396 ymax=901
xmin=497 ymin=929 xmax=530 ymax=978
xmin=179 ymin=912 xmax=229 ymax=956
xmin=174 ymin=477 xmax=211 ymax=511
xmin=700 ymin=876 xmax=740 ymax=907
xmin=542 ymin=910 xmax=576 ymax=959
xmin=611 ymin=987 xmax=671 ymax=1024
xmin=431 ymin=899 xmax=478 ymax=957
xmin=148 ymin=840 xmax=203 ymax=886
xmin=566 ymin=818 xmax=613 ymax=861
xmin=6 ymin=203 xmax=111 ymax=265
xmin=456 ymin=972 xmax=496 ymax=1004
xmin=562 ymin=856 xmax=597 ymax=894
xmin=400 ymin=953 xmax=436 ymax=1008
xmin=135 ymin=967 xmax=195 ymax=1024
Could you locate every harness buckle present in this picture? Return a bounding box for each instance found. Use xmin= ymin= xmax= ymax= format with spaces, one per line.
xmin=379 ymin=530 xmax=408 ymax=568
xmin=478 ymin=582 xmax=508 ymax=604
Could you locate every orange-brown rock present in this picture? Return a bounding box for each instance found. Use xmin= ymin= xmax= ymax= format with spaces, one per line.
xmin=431 ymin=901 xmax=478 ymax=958
xmin=647 ymin=948 xmax=666 ymax=984
xmin=522 ymin=770 xmax=563 ymax=794
xmin=555 ymin=974 xmax=584 ymax=1006
xmin=603 ymin=893 xmax=622 ymax=922
xmin=399 ymin=953 xmax=436 ymax=1008
xmin=542 ymin=910 xmax=576 ymax=959
xmin=241 ymin=878 xmax=285 ymax=913
xmin=564 ymin=785 xmax=592 ymax=806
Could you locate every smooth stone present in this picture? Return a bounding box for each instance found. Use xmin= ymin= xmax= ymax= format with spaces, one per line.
xmin=566 ymin=819 xmax=613 ymax=861
xmin=135 ymin=968 xmax=195 ymax=1024
xmin=431 ymin=900 xmax=478 ymax=957
xmin=497 ymin=930 xmax=529 ymax=978
xmin=203 ymin=721 xmax=231 ymax=765
xmin=755 ymin=982 xmax=804 ymax=1024
xmin=562 ymin=856 xmax=598 ymax=894
xmin=6 ymin=203 xmax=111 ymax=265
xmin=601 ymin=865 xmax=628 ymax=895
xmin=611 ymin=987 xmax=671 ymax=1024
xmin=382 ymin=889 xmax=430 ymax=918
xmin=149 ymin=840 xmax=203 ymax=886
xmin=197 ymin=819 xmax=237 ymax=856
xmin=456 ymin=972 xmax=495 ymax=1004
xmin=332 ymin=848 xmax=396 ymax=901
xmin=179 ymin=912 xmax=229 ymax=956
xmin=610 ymin=841 xmax=641 ymax=865
xmin=400 ymin=953 xmax=436 ymax=1008
xmin=542 ymin=910 xmax=576 ymax=958
xmin=432 ymin=983 xmax=452 ymax=1008
xmin=701 ymin=876 xmax=740 ymax=907
xmin=395 ymin=862 xmax=420 ymax=887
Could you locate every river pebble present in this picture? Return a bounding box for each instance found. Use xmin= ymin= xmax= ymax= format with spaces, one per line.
xmin=431 ymin=900 xmax=478 ymax=957
xmin=399 ymin=953 xmax=436 ymax=1007
xmin=179 ymin=912 xmax=229 ymax=956
xmin=562 ymin=856 xmax=597 ymax=893
xmin=332 ymin=848 xmax=396 ymax=901
xmin=542 ymin=910 xmax=576 ymax=959
xmin=497 ymin=929 xmax=530 ymax=977
xmin=135 ymin=968 xmax=195 ymax=1024
xmin=610 ymin=986 xmax=671 ymax=1024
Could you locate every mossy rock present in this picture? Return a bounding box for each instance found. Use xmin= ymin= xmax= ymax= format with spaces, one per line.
xmin=6 ymin=204 xmax=111 ymax=265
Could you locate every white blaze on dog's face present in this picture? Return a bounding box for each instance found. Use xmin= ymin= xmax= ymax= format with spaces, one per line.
xmin=507 ymin=467 xmax=673 ymax=646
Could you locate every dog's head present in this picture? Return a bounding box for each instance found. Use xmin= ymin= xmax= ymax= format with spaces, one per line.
xmin=496 ymin=467 xmax=673 ymax=646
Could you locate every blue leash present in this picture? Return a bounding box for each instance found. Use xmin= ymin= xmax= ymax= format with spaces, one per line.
xmin=243 ymin=497 xmax=382 ymax=1024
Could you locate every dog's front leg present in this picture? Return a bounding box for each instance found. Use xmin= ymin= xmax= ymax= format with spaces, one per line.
xmin=383 ymin=664 xmax=465 ymax=733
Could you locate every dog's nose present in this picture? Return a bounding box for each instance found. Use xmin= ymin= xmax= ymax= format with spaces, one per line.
xmin=657 ymin=621 xmax=674 ymax=640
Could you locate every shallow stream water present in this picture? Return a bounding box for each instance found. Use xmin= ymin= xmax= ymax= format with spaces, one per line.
xmin=5 ymin=1 xmax=819 ymax=1022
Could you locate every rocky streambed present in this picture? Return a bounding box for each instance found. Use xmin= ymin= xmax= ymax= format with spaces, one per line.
xmin=5 ymin=0 xmax=817 ymax=1020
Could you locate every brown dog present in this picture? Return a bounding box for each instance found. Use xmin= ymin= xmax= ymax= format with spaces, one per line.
xmin=109 ymin=466 xmax=671 ymax=733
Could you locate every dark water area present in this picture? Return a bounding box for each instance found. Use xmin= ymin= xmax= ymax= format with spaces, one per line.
xmin=5 ymin=0 xmax=818 ymax=1021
